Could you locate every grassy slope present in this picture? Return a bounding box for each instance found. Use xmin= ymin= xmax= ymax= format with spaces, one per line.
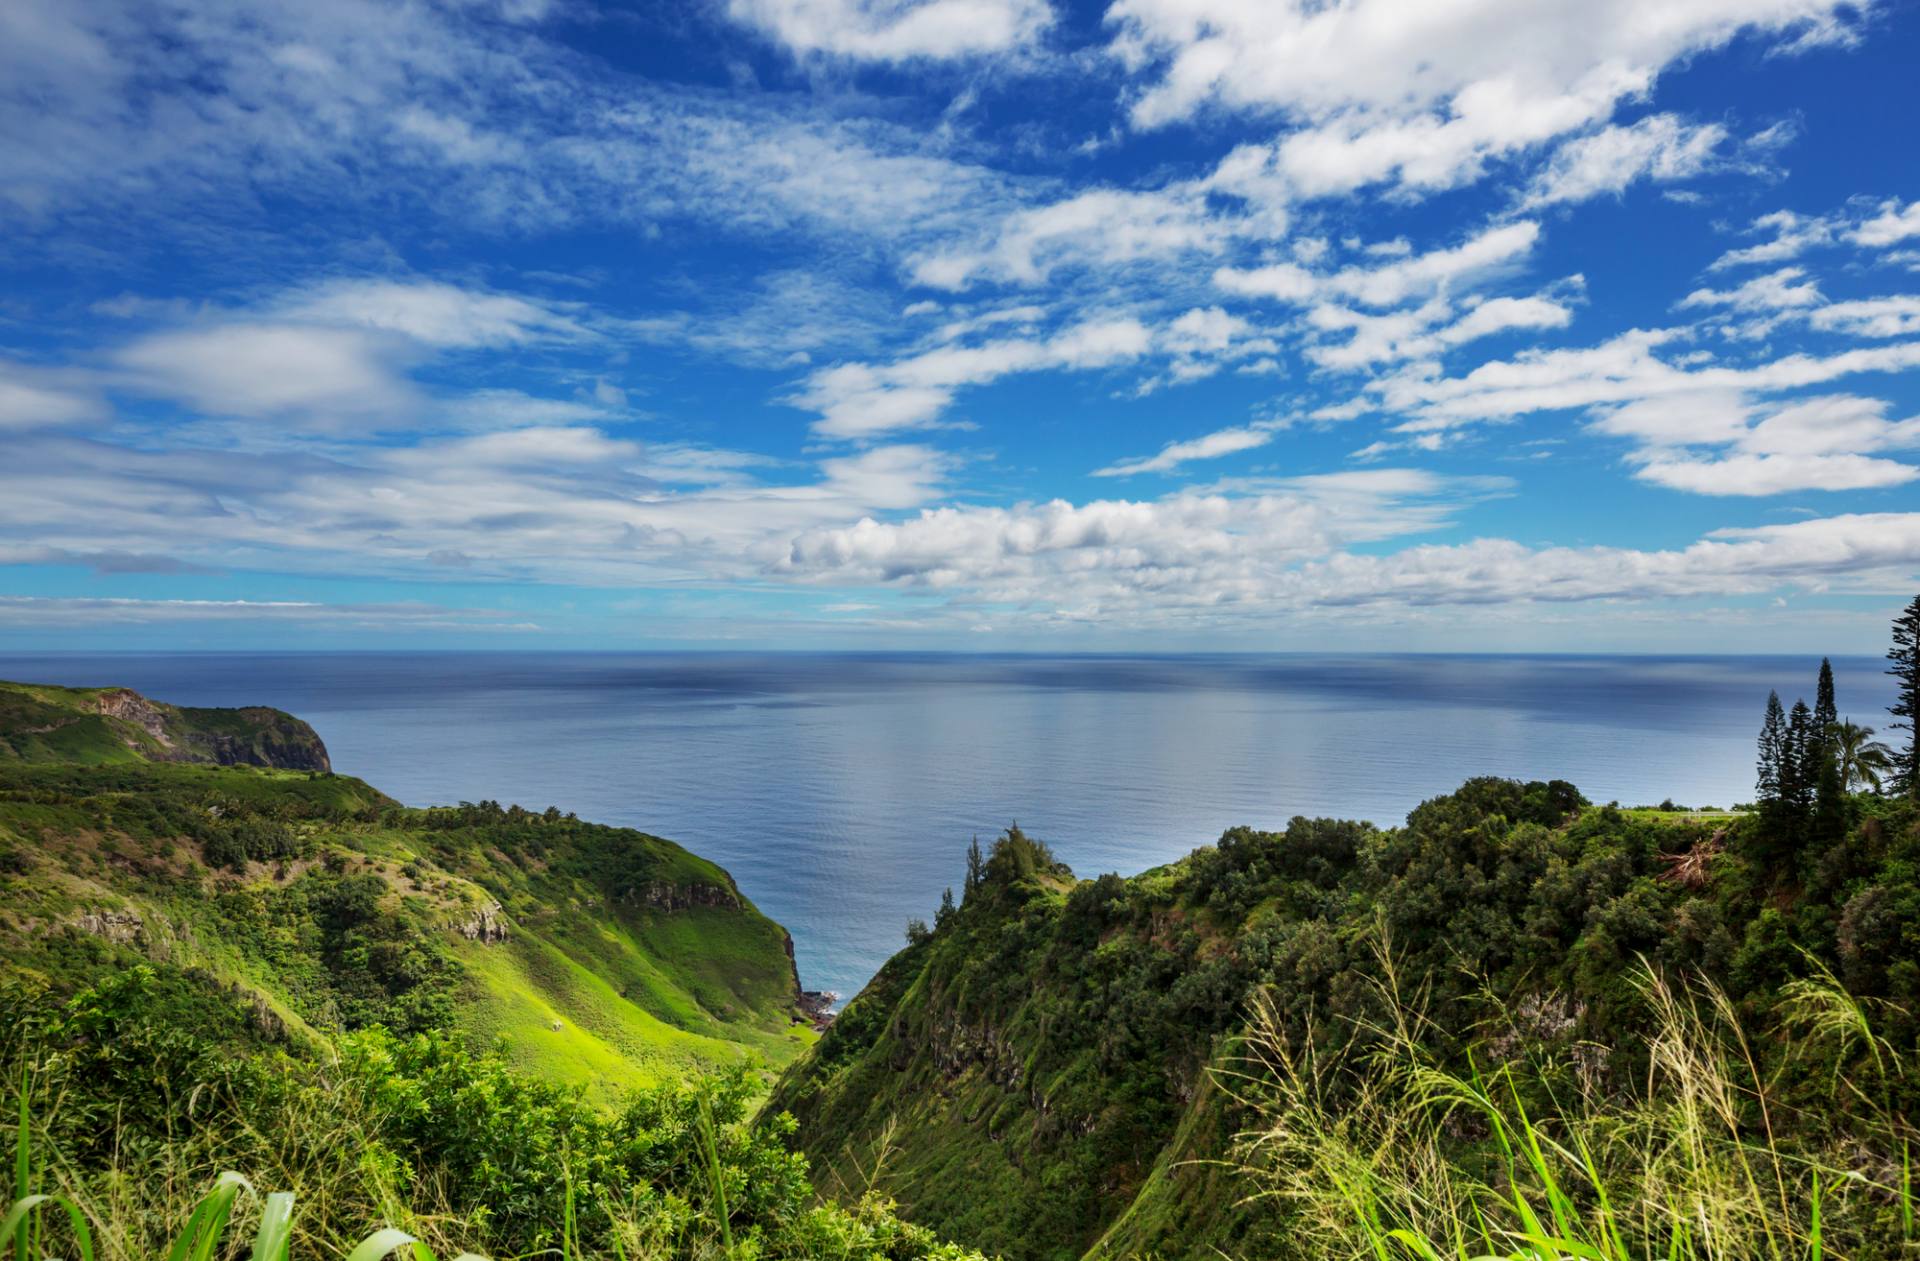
xmin=772 ymin=781 xmax=1920 ymax=1261
xmin=0 ymin=757 xmax=814 ymax=1103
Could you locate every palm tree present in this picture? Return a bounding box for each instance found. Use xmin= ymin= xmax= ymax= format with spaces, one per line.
xmin=1832 ymin=719 xmax=1895 ymax=793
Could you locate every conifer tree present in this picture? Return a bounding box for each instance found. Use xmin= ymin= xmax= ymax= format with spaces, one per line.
xmin=1809 ymin=657 xmax=1846 ymax=843
xmin=964 ymin=835 xmax=984 ymax=898
xmin=1786 ymin=699 xmax=1815 ymax=817
xmin=1891 ymin=595 xmax=1920 ymax=798
xmin=936 ymin=885 xmax=955 ymax=926
xmin=1814 ymin=658 xmax=1837 ymax=747
xmin=1757 ymin=690 xmax=1786 ymax=805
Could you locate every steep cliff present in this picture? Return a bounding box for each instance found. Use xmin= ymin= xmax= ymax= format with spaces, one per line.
xmin=0 ymin=680 xmax=331 ymax=771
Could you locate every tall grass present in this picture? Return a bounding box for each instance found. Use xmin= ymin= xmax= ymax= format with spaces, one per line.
xmin=1227 ymin=948 xmax=1915 ymax=1260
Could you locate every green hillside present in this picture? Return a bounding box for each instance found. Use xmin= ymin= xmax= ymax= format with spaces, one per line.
xmin=0 ymin=682 xmax=818 ymax=1100
xmin=0 ymin=679 xmax=332 ymax=770
xmin=771 ymin=779 xmax=1920 ymax=1260
xmin=1 ymin=681 xmax=982 ymax=1261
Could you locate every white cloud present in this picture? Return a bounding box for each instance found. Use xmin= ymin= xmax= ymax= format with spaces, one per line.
xmin=777 ymin=477 xmax=1920 ymax=619
xmin=1216 ymin=221 xmax=1541 ymax=307
xmin=1354 ymin=327 xmax=1920 ymax=433
xmin=1852 ymin=199 xmax=1920 ymax=248
xmin=1106 ymin=0 xmax=1860 ymax=197
xmin=1524 ymin=114 xmax=1729 ymax=207
xmin=0 ymin=595 xmax=539 ymax=632
xmin=1632 ymin=451 xmax=1919 ymax=494
xmin=793 ymin=317 xmax=1153 ymax=438
xmin=108 ymin=279 xmax=596 ymax=428
xmin=1810 ymin=295 xmax=1920 ymax=339
xmin=725 ymin=0 xmax=1051 ymax=60
xmin=1600 ymin=392 xmax=1920 ymax=495
xmin=0 ymin=362 xmax=105 ymax=431
xmin=1677 ymin=266 xmax=1824 ymax=314
xmin=114 ymin=324 xmax=416 ymax=420
xmin=911 ymin=185 xmax=1277 ymax=290
xmin=1092 ymin=423 xmax=1277 ymax=476
xmin=1710 ymin=209 xmax=1836 ymax=269
xmin=1306 ymin=292 xmax=1574 ymax=370
xmin=280 ymin=279 xmax=590 ymax=348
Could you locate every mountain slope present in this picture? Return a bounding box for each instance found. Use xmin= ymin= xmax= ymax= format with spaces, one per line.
xmin=770 ymin=779 xmax=1920 ymax=1260
xmin=0 ymin=680 xmax=331 ymax=770
xmin=0 ymin=683 xmax=817 ymax=1099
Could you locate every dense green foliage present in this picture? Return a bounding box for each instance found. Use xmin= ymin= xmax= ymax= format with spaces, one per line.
xmin=773 ymin=776 xmax=1920 ymax=1260
xmin=4 ymin=968 xmax=984 ymax=1261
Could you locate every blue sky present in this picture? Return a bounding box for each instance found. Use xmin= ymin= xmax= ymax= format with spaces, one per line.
xmin=1 ymin=0 xmax=1917 ymax=652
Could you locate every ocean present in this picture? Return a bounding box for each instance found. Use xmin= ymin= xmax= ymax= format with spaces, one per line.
xmin=0 ymin=652 xmax=1892 ymax=1001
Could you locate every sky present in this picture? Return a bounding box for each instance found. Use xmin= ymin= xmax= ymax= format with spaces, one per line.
xmin=1 ymin=0 xmax=1918 ymax=653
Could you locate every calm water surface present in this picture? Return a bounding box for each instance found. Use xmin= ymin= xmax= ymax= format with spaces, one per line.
xmin=0 ymin=652 xmax=1891 ymax=1000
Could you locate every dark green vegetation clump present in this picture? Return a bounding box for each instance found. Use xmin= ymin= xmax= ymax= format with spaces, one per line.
xmin=4 ymin=967 xmax=984 ymax=1261
xmin=773 ymin=777 xmax=1920 ymax=1260
xmin=0 ymin=681 xmax=331 ymax=771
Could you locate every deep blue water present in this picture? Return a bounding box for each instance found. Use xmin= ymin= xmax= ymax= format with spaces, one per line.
xmin=0 ymin=652 xmax=1893 ymax=1000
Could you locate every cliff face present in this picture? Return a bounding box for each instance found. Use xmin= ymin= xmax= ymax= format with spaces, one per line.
xmin=770 ymin=781 xmax=1920 ymax=1261
xmin=0 ymin=681 xmax=331 ymax=771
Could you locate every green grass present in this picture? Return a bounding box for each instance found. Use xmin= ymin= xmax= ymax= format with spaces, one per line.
xmin=1228 ymin=948 xmax=1916 ymax=1261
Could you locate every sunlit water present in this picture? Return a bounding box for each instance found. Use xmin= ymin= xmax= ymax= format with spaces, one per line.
xmin=0 ymin=652 xmax=1891 ymax=1000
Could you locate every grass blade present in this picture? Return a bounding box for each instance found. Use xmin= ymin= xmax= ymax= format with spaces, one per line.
xmin=249 ymin=1192 xmax=295 ymax=1261
xmin=1 ymin=1194 xmax=93 ymax=1261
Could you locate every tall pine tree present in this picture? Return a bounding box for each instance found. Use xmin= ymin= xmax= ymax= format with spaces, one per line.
xmin=1786 ymin=699 xmax=1816 ymax=818
xmin=963 ymin=835 xmax=984 ymax=899
xmin=1757 ymin=690 xmax=1786 ymax=806
xmin=1892 ymin=595 xmax=1920 ymax=799
xmin=1814 ymin=658 xmax=1838 ymax=755
xmin=1810 ymin=657 xmax=1846 ymax=844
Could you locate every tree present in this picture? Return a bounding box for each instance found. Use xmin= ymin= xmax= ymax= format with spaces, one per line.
xmin=1813 ymin=657 xmax=1838 ymax=761
xmin=1891 ymin=595 xmax=1920 ymax=798
xmin=1757 ymin=690 xmax=1787 ymax=806
xmin=936 ymin=885 xmax=956 ymax=926
xmin=1833 ymin=720 xmax=1895 ymax=793
xmin=964 ymin=835 xmax=984 ymax=899
xmin=1785 ymin=700 xmax=1816 ymax=817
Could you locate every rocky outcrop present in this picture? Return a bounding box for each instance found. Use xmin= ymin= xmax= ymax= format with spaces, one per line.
xmin=69 ymin=909 xmax=146 ymax=945
xmin=50 ymin=685 xmax=335 ymax=772
xmin=92 ymin=689 xmax=173 ymax=744
xmin=623 ymin=880 xmax=741 ymax=912
xmin=456 ymin=900 xmax=511 ymax=943
xmin=799 ymin=989 xmax=839 ymax=1030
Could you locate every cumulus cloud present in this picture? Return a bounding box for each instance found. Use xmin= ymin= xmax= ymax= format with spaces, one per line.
xmin=1597 ymin=392 xmax=1920 ymax=495
xmin=777 ymin=477 xmax=1920 ymax=620
xmin=1105 ymin=0 xmax=1861 ymax=197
